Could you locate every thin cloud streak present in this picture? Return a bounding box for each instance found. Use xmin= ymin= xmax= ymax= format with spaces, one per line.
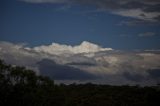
xmin=138 ymin=32 xmax=156 ymax=37
xmin=19 ymin=0 xmax=160 ymax=22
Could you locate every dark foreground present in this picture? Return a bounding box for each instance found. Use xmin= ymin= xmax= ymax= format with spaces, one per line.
xmin=0 ymin=60 xmax=160 ymax=106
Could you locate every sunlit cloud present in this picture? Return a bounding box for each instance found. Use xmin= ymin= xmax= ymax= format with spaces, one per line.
xmin=0 ymin=41 xmax=160 ymax=85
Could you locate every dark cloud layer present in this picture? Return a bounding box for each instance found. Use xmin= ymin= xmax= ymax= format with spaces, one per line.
xmin=0 ymin=41 xmax=160 ymax=85
xmin=66 ymin=62 xmax=96 ymax=66
xmin=123 ymin=72 xmax=145 ymax=82
xmin=148 ymin=69 xmax=160 ymax=78
xmin=37 ymin=59 xmax=97 ymax=80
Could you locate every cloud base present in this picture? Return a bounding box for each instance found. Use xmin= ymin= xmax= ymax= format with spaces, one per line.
xmin=0 ymin=41 xmax=160 ymax=86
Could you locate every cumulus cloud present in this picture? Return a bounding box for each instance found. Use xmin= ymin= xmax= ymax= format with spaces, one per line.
xmin=19 ymin=0 xmax=160 ymax=22
xmin=33 ymin=41 xmax=113 ymax=55
xmin=0 ymin=41 xmax=160 ymax=85
xmin=0 ymin=41 xmax=42 ymax=74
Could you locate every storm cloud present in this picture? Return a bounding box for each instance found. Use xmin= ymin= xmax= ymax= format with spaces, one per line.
xmin=37 ymin=59 xmax=97 ymax=80
xmin=0 ymin=41 xmax=160 ymax=85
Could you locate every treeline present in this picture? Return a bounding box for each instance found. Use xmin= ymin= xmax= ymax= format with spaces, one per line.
xmin=0 ymin=60 xmax=160 ymax=106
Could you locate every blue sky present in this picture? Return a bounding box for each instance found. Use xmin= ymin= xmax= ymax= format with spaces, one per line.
xmin=1 ymin=0 xmax=160 ymax=85
xmin=0 ymin=0 xmax=160 ymax=50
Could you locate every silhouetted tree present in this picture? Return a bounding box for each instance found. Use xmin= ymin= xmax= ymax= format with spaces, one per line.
xmin=0 ymin=59 xmax=160 ymax=106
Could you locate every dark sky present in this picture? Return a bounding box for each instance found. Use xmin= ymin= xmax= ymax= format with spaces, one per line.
xmin=0 ymin=0 xmax=160 ymax=50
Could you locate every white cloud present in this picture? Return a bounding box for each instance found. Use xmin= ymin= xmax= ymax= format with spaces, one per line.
xmin=33 ymin=41 xmax=113 ymax=55
xmin=0 ymin=41 xmax=41 ymax=74
xmin=0 ymin=41 xmax=160 ymax=85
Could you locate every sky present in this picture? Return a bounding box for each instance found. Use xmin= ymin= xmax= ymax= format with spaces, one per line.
xmin=0 ymin=0 xmax=160 ymax=50
xmin=0 ymin=0 xmax=160 ymax=85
